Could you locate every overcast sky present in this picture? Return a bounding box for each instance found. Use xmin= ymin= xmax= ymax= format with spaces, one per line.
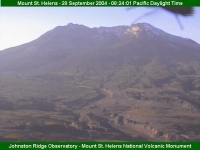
xmin=0 ymin=7 xmax=200 ymax=51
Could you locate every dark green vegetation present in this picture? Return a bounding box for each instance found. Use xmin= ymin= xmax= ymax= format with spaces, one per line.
xmin=0 ymin=23 xmax=200 ymax=141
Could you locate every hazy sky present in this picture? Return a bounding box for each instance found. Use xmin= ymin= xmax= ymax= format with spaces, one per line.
xmin=0 ymin=7 xmax=200 ymax=50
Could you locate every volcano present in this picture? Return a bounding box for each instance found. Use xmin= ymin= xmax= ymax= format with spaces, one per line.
xmin=0 ymin=23 xmax=200 ymax=142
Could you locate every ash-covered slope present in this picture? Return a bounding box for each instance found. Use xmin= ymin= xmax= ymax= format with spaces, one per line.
xmin=1 ymin=23 xmax=200 ymax=142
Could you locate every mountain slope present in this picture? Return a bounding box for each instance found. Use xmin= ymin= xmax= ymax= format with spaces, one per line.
xmin=0 ymin=23 xmax=199 ymax=73
xmin=0 ymin=23 xmax=200 ymax=142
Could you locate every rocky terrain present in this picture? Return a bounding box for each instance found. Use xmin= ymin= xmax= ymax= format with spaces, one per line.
xmin=0 ymin=23 xmax=200 ymax=141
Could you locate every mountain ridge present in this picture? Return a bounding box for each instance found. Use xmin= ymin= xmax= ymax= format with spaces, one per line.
xmin=0 ymin=22 xmax=200 ymax=74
